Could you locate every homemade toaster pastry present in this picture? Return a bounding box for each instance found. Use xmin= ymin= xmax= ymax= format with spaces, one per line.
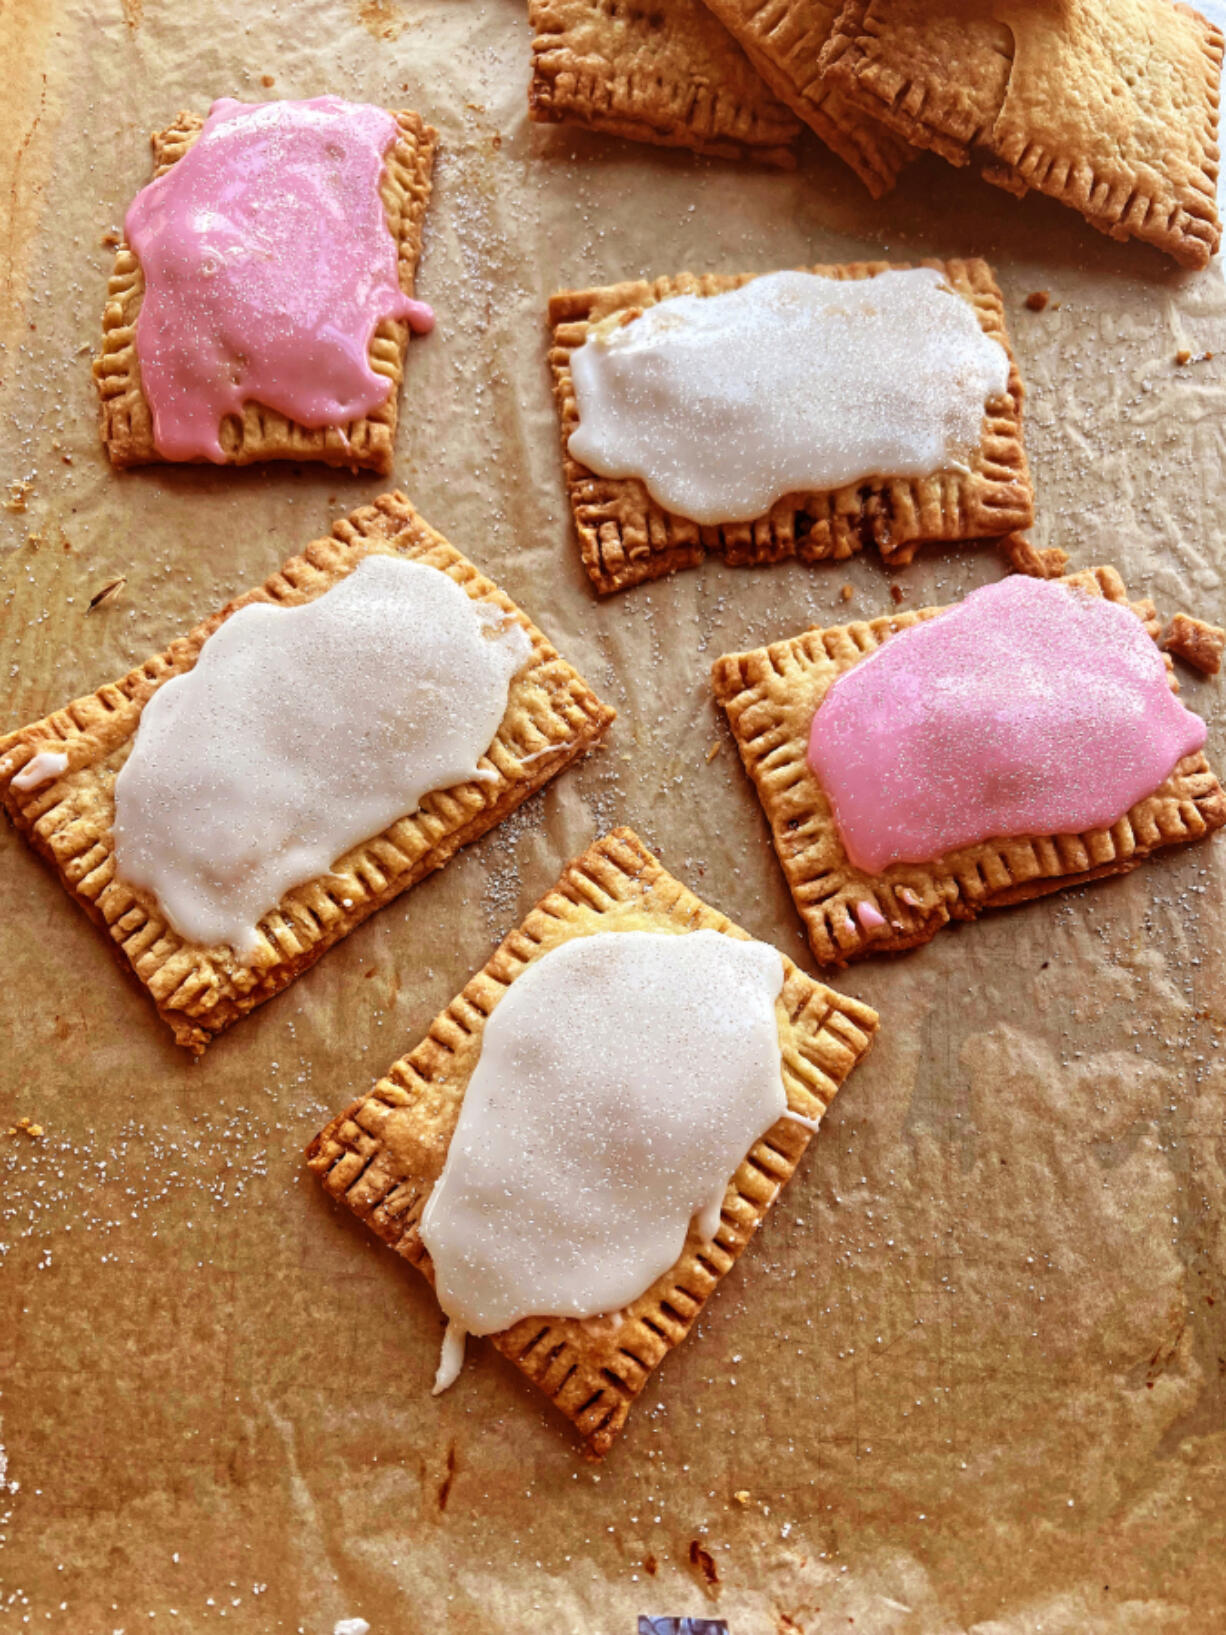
xmin=0 ymin=493 xmax=615 ymax=1052
xmin=93 ymin=106 xmax=437 ymax=473
xmin=711 ymin=565 xmax=1226 ymax=965
xmin=308 ymin=827 xmax=878 ymax=1457
xmin=548 ymin=257 xmax=1032 ymax=594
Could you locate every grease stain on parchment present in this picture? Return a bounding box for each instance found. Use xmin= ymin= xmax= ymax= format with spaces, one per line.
xmin=355 ymin=0 xmax=405 ymax=40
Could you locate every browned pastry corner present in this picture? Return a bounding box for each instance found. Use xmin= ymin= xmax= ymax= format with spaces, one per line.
xmin=307 ymin=826 xmax=878 ymax=1458
xmin=0 ymin=494 xmax=615 ymax=1052
xmin=711 ymin=566 xmax=1226 ymax=966
xmin=93 ymin=109 xmax=438 ymax=471
xmin=1165 ymin=611 xmax=1226 ymax=676
xmin=549 ymin=257 xmax=1032 ymax=595
xmin=696 ymin=0 xmax=913 ymax=195
xmin=820 ymin=0 xmax=1222 ymax=268
xmin=999 ymin=533 xmax=1069 ymax=579
xmin=527 ymin=0 xmax=801 ymax=166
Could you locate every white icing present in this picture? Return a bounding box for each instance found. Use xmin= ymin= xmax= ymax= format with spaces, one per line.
xmin=567 ymin=268 xmax=1011 ymax=525
xmin=333 ymin=1621 xmax=371 ymax=1635
xmin=519 ymin=742 xmax=572 ymax=765
xmin=432 ymin=1319 xmax=468 ymax=1395
xmin=782 ymin=1107 xmax=822 ymax=1132
xmin=419 ymin=928 xmax=787 ymax=1362
xmin=695 ymin=1182 xmax=728 ymax=1243
xmin=11 ymin=750 xmax=69 ymax=792
xmin=113 ymin=556 xmax=532 ymax=959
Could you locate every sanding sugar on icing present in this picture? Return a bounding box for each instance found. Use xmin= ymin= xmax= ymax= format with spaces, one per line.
xmin=808 ymin=575 xmax=1208 ymax=874
xmin=11 ymin=750 xmax=69 ymax=792
xmin=419 ymin=928 xmax=788 ymax=1371
xmin=113 ymin=555 xmax=532 ymax=959
xmin=125 ymin=97 xmax=419 ymax=461
xmin=566 ymin=268 xmax=1010 ymax=525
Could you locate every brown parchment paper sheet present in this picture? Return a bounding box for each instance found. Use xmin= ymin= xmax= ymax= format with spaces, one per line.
xmin=2 ymin=3 xmax=1226 ymax=1631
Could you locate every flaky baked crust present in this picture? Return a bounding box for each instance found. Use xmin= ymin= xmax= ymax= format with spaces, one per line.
xmin=1165 ymin=611 xmax=1226 ymax=677
xmin=93 ymin=109 xmax=438 ymax=472
xmin=549 ymin=257 xmax=1032 ymax=595
xmin=0 ymin=494 xmax=615 ymax=1052
xmin=711 ymin=566 xmax=1226 ymax=966
xmin=998 ymin=532 xmax=1069 ymax=580
xmin=307 ymin=826 xmax=878 ymax=1458
xmin=820 ymin=0 xmax=1222 ymax=269
xmin=528 ymin=0 xmax=801 ymax=166
xmin=696 ymin=0 xmax=911 ymax=195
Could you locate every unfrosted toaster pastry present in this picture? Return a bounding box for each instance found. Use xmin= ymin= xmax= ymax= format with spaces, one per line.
xmin=697 ymin=0 xmax=912 ymax=194
xmin=819 ymin=0 xmax=1222 ymax=269
xmin=528 ymin=0 xmax=802 ymax=166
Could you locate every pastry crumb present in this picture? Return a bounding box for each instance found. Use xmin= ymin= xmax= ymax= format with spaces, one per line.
xmin=1024 ymin=290 xmax=1050 ymax=312
xmin=1175 ymin=348 xmax=1213 ymax=365
xmin=1164 ymin=612 xmax=1225 ymax=677
xmin=87 ymin=576 xmax=127 ymax=611
xmin=999 ymin=534 xmax=1069 ymax=579
xmin=261 ymin=74 xmax=275 ymax=87
xmin=889 ymin=583 xmax=904 ymax=604
xmin=3 ymin=478 xmax=32 ymax=513
xmin=705 ymin=742 xmax=721 ymax=762
xmin=840 ymin=583 xmax=854 ymax=601
xmin=733 ymin=1489 xmax=751 ymax=1505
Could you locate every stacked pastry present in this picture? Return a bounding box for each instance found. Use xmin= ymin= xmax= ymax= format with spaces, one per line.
xmin=529 ymin=0 xmax=1224 ymax=267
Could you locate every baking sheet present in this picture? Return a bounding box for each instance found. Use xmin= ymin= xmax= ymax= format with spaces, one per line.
xmin=2 ymin=2 xmax=1225 ymax=1631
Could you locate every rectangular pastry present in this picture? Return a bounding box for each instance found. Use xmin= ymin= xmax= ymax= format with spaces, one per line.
xmin=695 ymin=0 xmax=912 ymax=195
xmin=528 ymin=0 xmax=802 ymax=167
xmin=711 ymin=567 xmax=1226 ymax=965
xmin=0 ymin=494 xmax=615 ymax=1052
xmin=307 ymin=827 xmax=878 ymax=1458
xmin=93 ymin=103 xmax=438 ymax=472
xmin=819 ymin=0 xmax=1223 ymax=269
xmin=549 ymin=257 xmax=1032 ymax=595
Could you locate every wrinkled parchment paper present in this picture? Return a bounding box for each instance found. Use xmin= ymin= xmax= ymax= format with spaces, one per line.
xmin=2 ymin=3 xmax=1226 ymax=1631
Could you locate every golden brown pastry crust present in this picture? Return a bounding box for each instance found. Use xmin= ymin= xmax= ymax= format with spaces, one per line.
xmin=711 ymin=566 xmax=1226 ymax=966
xmin=549 ymin=257 xmax=1032 ymax=595
xmin=999 ymin=532 xmax=1070 ymax=579
xmin=528 ymin=0 xmax=801 ymax=166
xmin=0 ymin=494 xmax=615 ymax=1052
xmin=696 ymin=0 xmax=912 ymax=195
xmin=307 ymin=826 xmax=878 ymax=1458
xmin=820 ymin=0 xmax=1223 ymax=269
xmin=1165 ymin=611 xmax=1226 ymax=677
xmin=93 ymin=108 xmax=438 ymax=472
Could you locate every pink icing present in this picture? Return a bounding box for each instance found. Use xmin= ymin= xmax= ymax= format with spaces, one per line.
xmin=855 ymin=901 xmax=886 ymax=929
xmin=808 ymin=575 xmax=1208 ymax=874
xmin=403 ymin=299 xmax=436 ymax=336
xmin=125 ymin=97 xmax=421 ymax=461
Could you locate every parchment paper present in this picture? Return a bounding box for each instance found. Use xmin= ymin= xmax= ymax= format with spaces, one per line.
xmin=2 ymin=3 xmax=1225 ymax=1632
